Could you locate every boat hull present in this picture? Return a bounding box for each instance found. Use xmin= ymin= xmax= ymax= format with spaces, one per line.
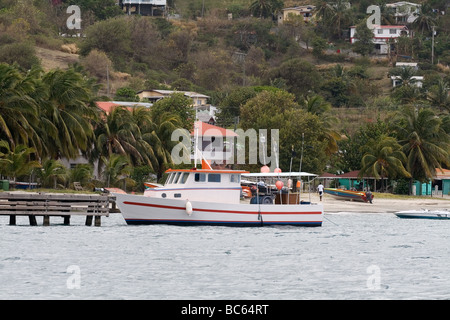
xmin=323 ymin=188 xmax=373 ymax=203
xmin=114 ymin=193 xmax=324 ymax=227
xmin=395 ymin=210 xmax=450 ymax=220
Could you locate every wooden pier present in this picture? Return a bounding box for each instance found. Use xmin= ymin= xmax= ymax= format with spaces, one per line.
xmin=0 ymin=192 xmax=114 ymax=226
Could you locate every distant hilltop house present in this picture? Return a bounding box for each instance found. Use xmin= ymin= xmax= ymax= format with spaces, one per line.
xmin=395 ymin=62 xmax=418 ymax=70
xmin=350 ymin=24 xmax=409 ymax=55
xmin=137 ymin=89 xmax=217 ymax=124
xmin=277 ymin=5 xmax=316 ymax=24
xmin=137 ymin=89 xmax=210 ymax=107
xmin=118 ymin=0 xmax=167 ymax=16
xmin=386 ymin=1 xmax=421 ymax=24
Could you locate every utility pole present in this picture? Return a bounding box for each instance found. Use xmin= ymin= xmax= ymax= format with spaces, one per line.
xmin=106 ymin=63 xmax=110 ymax=97
xmin=431 ymin=26 xmax=436 ymax=64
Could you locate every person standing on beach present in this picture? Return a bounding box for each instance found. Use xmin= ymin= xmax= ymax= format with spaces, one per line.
xmin=317 ymin=183 xmax=324 ymax=201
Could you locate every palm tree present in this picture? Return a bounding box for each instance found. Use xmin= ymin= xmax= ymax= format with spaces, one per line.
xmin=301 ymin=95 xmax=341 ymax=155
xmin=412 ymin=4 xmax=437 ymax=35
xmin=0 ymin=141 xmax=41 ymax=182
xmin=147 ymin=112 xmax=186 ymax=180
xmin=359 ymin=135 xmax=411 ymax=191
xmin=330 ymin=0 xmax=352 ymax=40
xmin=94 ymin=106 xmax=144 ymax=169
xmin=314 ymin=0 xmax=352 ymax=40
xmin=36 ymin=158 xmax=68 ymax=189
xmin=314 ymin=0 xmax=333 ymax=22
xmin=39 ymin=68 xmax=99 ymax=160
xmin=101 ymin=154 xmax=133 ymax=188
xmin=427 ymin=78 xmax=450 ymax=112
xmin=391 ymin=106 xmax=450 ymax=188
xmin=379 ymin=3 xmax=396 ymax=25
xmin=391 ymin=66 xmax=418 ymax=87
xmin=390 ymin=66 xmax=425 ymax=104
xmin=129 ymin=106 xmax=160 ymax=169
xmin=249 ymin=0 xmax=282 ymax=19
xmin=0 ymin=64 xmax=39 ymax=148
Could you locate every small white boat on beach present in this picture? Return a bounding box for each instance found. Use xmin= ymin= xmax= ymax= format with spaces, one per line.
xmin=113 ymin=163 xmax=324 ymax=227
xmin=394 ymin=209 xmax=450 ymax=220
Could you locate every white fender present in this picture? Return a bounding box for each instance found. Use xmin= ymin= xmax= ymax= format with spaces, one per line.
xmin=185 ymin=200 xmax=193 ymax=216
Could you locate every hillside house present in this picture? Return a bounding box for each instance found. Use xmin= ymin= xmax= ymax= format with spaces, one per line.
xmin=277 ymin=5 xmax=316 ymax=24
xmin=350 ymin=24 xmax=409 ymax=55
xmin=390 ymin=75 xmax=423 ymax=87
xmin=395 ymin=62 xmax=418 ymax=70
xmin=386 ymin=1 xmax=421 ymax=24
xmin=191 ymin=121 xmax=238 ymax=165
xmin=118 ymin=0 xmax=166 ymax=16
xmin=137 ymin=90 xmax=209 ymax=107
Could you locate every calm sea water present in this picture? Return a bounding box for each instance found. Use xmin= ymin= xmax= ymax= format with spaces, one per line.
xmin=1 ymin=212 xmax=449 ymax=300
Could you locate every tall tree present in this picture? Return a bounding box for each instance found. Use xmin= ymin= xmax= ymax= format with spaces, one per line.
xmin=0 ymin=141 xmax=40 ymax=182
xmin=94 ymin=106 xmax=143 ymax=167
xmin=412 ymin=3 xmax=437 ymax=35
xmin=39 ymin=68 xmax=99 ymax=160
xmin=359 ymin=135 xmax=411 ymax=191
xmin=249 ymin=0 xmax=283 ymax=19
xmin=353 ymin=21 xmax=374 ymax=56
xmin=391 ymin=106 xmax=450 ymax=185
xmin=427 ymin=78 xmax=450 ymax=112
xmin=0 ymin=64 xmax=39 ymax=148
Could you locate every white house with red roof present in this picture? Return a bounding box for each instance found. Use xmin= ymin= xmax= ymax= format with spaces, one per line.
xmin=350 ymin=24 xmax=409 ymax=54
xmin=191 ymin=121 xmax=238 ymax=165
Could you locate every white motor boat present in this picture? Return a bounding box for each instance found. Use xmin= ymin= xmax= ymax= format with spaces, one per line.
xmin=395 ymin=209 xmax=450 ymax=220
xmin=113 ymin=163 xmax=324 ymax=227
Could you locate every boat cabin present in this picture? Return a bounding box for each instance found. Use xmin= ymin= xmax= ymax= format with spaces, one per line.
xmin=144 ymin=169 xmax=248 ymax=204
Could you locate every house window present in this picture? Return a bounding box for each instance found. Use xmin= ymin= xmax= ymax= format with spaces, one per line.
xmin=377 ymin=29 xmax=383 ymax=34
xmin=389 ymin=29 xmax=397 ymax=34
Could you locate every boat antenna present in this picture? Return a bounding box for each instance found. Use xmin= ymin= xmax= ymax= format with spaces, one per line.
xmin=194 ymin=109 xmax=199 ymax=168
xmin=299 ymin=133 xmax=304 ymax=173
xmin=260 ymin=133 xmax=266 ymax=166
xmin=273 ymin=138 xmax=279 ymax=170
xmin=297 ymin=133 xmax=304 ymax=203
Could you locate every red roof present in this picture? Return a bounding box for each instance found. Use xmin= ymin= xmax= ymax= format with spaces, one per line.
xmin=319 ymin=172 xmax=339 ymax=178
xmin=96 ymin=102 xmax=133 ymax=113
xmin=191 ymin=121 xmax=238 ymax=137
xmin=337 ymin=170 xmax=379 ymax=179
xmin=435 ymin=168 xmax=450 ymax=179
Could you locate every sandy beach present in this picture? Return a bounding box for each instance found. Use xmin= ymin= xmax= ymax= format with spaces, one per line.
xmin=304 ymin=193 xmax=450 ymax=213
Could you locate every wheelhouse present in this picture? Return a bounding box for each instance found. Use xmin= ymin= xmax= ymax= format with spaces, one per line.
xmin=144 ymin=169 xmax=249 ymax=204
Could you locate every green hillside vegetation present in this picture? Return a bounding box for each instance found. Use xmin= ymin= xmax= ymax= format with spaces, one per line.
xmin=0 ymin=0 xmax=449 ymax=193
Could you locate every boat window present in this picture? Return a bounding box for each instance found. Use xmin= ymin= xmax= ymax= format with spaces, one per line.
xmin=230 ymin=174 xmax=240 ymax=183
xmin=179 ymin=172 xmax=189 ymax=184
xmin=208 ymin=173 xmax=221 ymax=183
xmin=166 ymin=173 xmax=174 ymax=185
xmin=172 ymin=172 xmax=181 ymax=184
xmin=194 ymin=173 xmax=206 ymax=182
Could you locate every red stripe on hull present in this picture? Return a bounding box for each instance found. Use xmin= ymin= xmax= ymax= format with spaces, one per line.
xmin=123 ymin=201 xmax=322 ymax=215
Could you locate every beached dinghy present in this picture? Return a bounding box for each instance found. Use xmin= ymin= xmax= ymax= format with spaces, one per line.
xmin=323 ymin=188 xmax=373 ymax=203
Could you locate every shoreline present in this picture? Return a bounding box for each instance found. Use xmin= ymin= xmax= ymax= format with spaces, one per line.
xmin=314 ymin=193 xmax=450 ymax=213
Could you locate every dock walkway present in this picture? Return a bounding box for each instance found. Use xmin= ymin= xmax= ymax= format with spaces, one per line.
xmin=0 ymin=192 xmax=113 ymax=226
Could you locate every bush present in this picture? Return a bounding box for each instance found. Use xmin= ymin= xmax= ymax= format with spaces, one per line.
xmin=0 ymin=41 xmax=40 ymax=70
xmin=394 ymin=178 xmax=410 ymax=195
